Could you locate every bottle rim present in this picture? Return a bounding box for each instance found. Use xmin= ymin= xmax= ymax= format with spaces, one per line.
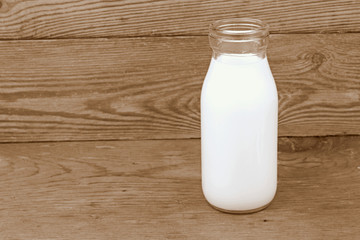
xmin=209 ymin=18 xmax=269 ymax=41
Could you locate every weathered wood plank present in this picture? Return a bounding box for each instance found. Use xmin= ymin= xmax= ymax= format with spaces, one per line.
xmin=1 ymin=34 xmax=360 ymax=143
xmin=0 ymin=136 xmax=359 ymax=239
xmin=0 ymin=0 xmax=359 ymax=39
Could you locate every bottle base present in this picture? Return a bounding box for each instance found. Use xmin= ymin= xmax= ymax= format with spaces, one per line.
xmin=208 ymin=201 xmax=272 ymax=214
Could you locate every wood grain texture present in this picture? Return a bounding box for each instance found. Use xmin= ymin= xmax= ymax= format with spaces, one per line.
xmin=0 ymin=0 xmax=359 ymax=39
xmin=0 ymin=136 xmax=359 ymax=239
xmin=1 ymin=34 xmax=360 ymax=143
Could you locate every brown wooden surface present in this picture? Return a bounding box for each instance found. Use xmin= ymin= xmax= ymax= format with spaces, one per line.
xmin=0 ymin=136 xmax=359 ymax=239
xmin=1 ymin=34 xmax=360 ymax=143
xmin=0 ymin=0 xmax=360 ymax=39
xmin=1 ymin=0 xmax=359 ymax=238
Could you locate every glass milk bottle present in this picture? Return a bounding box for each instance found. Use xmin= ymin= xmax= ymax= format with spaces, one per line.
xmin=201 ymin=18 xmax=278 ymax=213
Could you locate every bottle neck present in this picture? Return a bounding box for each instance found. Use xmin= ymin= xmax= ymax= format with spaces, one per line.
xmin=209 ymin=18 xmax=269 ymax=59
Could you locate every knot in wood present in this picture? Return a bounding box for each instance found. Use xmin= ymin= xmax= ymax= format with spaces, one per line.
xmin=311 ymin=52 xmax=326 ymax=69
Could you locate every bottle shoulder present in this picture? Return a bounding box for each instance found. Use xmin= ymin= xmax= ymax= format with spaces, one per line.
xmin=201 ymin=57 xmax=277 ymax=109
xmin=202 ymin=59 xmax=276 ymax=94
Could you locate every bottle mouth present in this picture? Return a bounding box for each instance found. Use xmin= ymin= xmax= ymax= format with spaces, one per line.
xmin=209 ymin=18 xmax=269 ymax=41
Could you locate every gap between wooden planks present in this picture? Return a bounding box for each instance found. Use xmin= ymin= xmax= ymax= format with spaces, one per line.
xmin=1 ymin=34 xmax=360 ymax=143
xmin=0 ymin=0 xmax=359 ymax=39
xmin=0 ymin=136 xmax=359 ymax=239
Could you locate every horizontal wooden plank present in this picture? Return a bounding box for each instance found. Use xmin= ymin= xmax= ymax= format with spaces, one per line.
xmin=1 ymin=34 xmax=360 ymax=143
xmin=0 ymin=0 xmax=359 ymax=39
xmin=0 ymin=136 xmax=359 ymax=239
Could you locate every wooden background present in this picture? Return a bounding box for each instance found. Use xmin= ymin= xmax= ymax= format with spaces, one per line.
xmin=0 ymin=0 xmax=359 ymax=239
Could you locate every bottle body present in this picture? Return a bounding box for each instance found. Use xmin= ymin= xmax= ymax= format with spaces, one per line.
xmin=201 ymin=54 xmax=278 ymax=212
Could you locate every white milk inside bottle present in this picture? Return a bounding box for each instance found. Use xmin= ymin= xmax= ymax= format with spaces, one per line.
xmin=201 ymin=19 xmax=278 ymax=213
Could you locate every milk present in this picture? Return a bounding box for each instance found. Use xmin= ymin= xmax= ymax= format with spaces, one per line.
xmin=201 ymin=54 xmax=278 ymax=212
